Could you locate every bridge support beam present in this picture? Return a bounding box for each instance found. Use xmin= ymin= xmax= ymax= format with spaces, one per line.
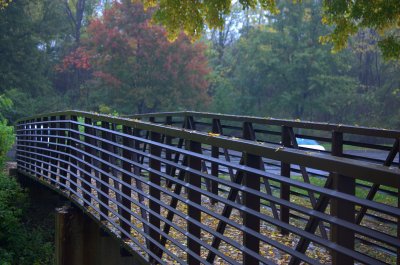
xmin=55 ymin=205 xmax=147 ymax=265
xmin=15 ymin=171 xmax=147 ymax=265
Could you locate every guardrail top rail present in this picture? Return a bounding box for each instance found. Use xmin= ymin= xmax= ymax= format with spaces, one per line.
xmin=16 ymin=110 xmax=400 ymax=265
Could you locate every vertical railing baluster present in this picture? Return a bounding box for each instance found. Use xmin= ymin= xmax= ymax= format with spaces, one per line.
xmin=187 ymin=139 xmax=202 ymax=265
xmin=23 ymin=121 xmax=28 ymax=170
xmin=30 ymin=119 xmax=35 ymax=173
xmin=24 ymin=121 xmax=28 ymax=171
xmin=58 ymin=115 xmax=68 ymax=188
xmin=132 ymin=128 xmax=150 ymax=249
xmin=210 ymin=118 xmax=220 ymax=204
xmin=49 ymin=116 xmax=57 ymax=185
xmin=149 ymin=130 xmax=161 ymax=262
xmin=110 ymin=123 xmax=122 ymax=216
xmin=133 ymin=128 xmax=143 ymax=177
xmin=330 ymin=131 xmax=355 ymax=265
xmin=69 ymin=115 xmax=78 ymax=193
xmin=280 ymin=125 xmax=291 ymax=234
xmin=243 ymin=151 xmax=261 ymax=265
xmin=92 ymin=121 xmax=102 ymax=192
xmin=121 ymin=125 xmax=132 ymax=239
xmin=83 ymin=117 xmax=93 ymax=207
xmin=24 ymin=121 xmax=29 ymax=171
xmin=34 ymin=117 xmax=41 ymax=176
xmin=100 ymin=121 xmax=111 ymax=222
xmin=41 ymin=117 xmax=49 ymax=178
xmin=165 ymin=116 xmax=173 ymax=185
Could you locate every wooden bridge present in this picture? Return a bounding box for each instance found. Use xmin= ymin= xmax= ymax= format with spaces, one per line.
xmin=15 ymin=111 xmax=400 ymax=265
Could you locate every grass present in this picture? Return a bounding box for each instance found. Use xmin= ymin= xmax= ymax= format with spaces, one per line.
xmin=320 ymin=143 xmax=374 ymax=151
xmin=218 ymin=174 xmax=397 ymax=206
xmin=290 ymin=175 xmax=397 ymax=206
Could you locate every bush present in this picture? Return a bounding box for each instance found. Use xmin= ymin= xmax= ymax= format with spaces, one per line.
xmin=0 ymin=119 xmax=14 ymax=166
xmin=0 ymin=95 xmax=54 ymax=264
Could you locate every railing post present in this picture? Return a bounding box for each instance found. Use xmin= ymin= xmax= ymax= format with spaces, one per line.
xmin=82 ymin=117 xmax=93 ymax=207
xmin=99 ymin=121 xmax=111 ymax=222
xmin=330 ymin=131 xmax=355 ymax=265
xmin=184 ymin=115 xmax=196 ymax=130
xmin=58 ymin=115 xmax=68 ymax=189
xmin=133 ymin=128 xmax=142 ymax=176
xmin=34 ymin=117 xmax=42 ymax=175
xmin=27 ymin=119 xmax=34 ymax=172
xmin=186 ymin=139 xmax=202 ymax=265
xmin=210 ymin=118 xmax=220 ymax=204
xmin=164 ymin=116 xmax=173 ymax=186
xmin=280 ymin=125 xmax=291 ymax=234
xmin=69 ymin=115 xmax=79 ymax=193
xmin=41 ymin=117 xmax=50 ymax=178
xmin=132 ymin=127 xmax=150 ymax=249
xmin=149 ymin=130 xmax=161 ymax=262
xmin=243 ymin=151 xmax=261 ymax=265
xmin=49 ymin=116 xmax=58 ymax=185
xmin=121 ymin=125 xmax=132 ymax=239
xmin=109 ymin=123 xmax=123 ymax=217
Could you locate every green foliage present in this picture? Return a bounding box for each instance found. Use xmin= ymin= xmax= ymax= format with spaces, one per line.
xmin=0 ymin=95 xmax=53 ymax=264
xmin=211 ymin=1 xmax=358 ymax=120
xmin=0 ymin=0 xmax=71 ymax=122
xmin=208 ymin=0 xmax=400 ymax=129
xmin=0 ymin=93 xmax=53 ymax=265
xmin=0 ymin=173 xmax=54 ymax=265
xmin=0 ymin=173 xmax=27 ymax=264
xmin=143 ymin=0 xmax=279 ymax=41
xmin=322 ymin=0 xmax=400 ymax=60
xmin=0 ymin=0 xmax=50 ymax=94
xmin=0 ymin=120 xmax=14 ymax=165
xmin=0 ymin=95 xmax=14 ymax=165
xmin=142 ymin=0 xmax=400 ymax=60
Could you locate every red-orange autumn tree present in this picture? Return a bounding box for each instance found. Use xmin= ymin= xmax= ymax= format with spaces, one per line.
xmin=61 ymin=1 xmax=210 ymax=113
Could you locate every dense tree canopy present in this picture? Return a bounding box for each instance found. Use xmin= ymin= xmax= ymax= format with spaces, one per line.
xmin=322 ymin=0 xmax=400 ymax=59
xmin=0 ymin=0 xmax=399 ymax=129
xmin=207 ymin=0 xmax=400 ymax=128
xmin=142 ymin=0 xmax=400 ymax=59
xmin=58 ymin=1 xmax=210 ymax=113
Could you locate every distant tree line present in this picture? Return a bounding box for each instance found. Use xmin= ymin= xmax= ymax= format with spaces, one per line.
xmin=0 ymin=0 xmax=399 ymax=130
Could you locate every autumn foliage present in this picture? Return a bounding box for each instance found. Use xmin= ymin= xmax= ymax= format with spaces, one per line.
xmin=59 ymin=1 xmax=210 ymax=113
xmin=57 ymin=47 xmax=91 ymax=72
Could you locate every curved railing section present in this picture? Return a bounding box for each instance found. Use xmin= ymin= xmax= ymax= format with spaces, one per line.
xmin=16 ymin=111 xmax=400 ymax=265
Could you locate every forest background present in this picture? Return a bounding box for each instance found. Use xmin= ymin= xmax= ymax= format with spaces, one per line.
xmin=1 ymin=0 xmax=399 ymax=129
xmin=1 ymin=0 xmax=400 ymax=264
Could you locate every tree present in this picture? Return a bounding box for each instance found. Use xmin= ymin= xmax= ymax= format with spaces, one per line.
xmin=0 ymin=0 xmax=84 ymax=121
xmin=142 ymin=0 xmax=400 ymax=59
xmin=60 ymin=1 xmax=210 ymax=113
xmin=211 ymin=0 xmax=359 ymax=123
xmin=142 ymin=0 xmax=278 ymax=40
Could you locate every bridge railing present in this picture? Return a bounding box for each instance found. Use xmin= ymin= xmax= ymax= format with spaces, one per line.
xmin=16 ymin=110 xmax=400 ymax=265
xmin=130 ymin=111 xmax=400 ymax=232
